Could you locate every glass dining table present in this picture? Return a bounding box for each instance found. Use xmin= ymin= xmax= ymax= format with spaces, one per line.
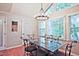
xmin=30 ymin=37 xmax=65 ymax=54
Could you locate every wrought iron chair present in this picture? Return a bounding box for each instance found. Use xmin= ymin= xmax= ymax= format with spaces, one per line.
xmin=65 ymin=43 xmax=72 ymax=56
xmin=23 ymin=39 xmax=37 ymax=56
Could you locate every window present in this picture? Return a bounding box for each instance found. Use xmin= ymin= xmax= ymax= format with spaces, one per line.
xmin=70 ymin=14 xmax=79 ymax=41
xmin=38 ymin=21 xmax=46 ymax=36
xmin=55 ymin=3 xmax=77 ymax=11
xmin=45 ymin=3 xmax=78 ymax=15
xmin=47 ymin=17 xmax=64 ymax=38
xmin=38 ymin=21 xmax=46 ymax=47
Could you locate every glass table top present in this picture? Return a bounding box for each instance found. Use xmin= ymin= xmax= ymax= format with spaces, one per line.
xmin=35 ymin=39 xmax=64 ymax=52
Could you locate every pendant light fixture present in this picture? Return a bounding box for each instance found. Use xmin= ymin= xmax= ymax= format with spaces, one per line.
xmin=34 ymin=3 xmax=49 ymax=21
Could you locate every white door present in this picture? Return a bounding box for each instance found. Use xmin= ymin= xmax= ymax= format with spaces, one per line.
xmin=0 ymin=19 xmax=3 ymax=48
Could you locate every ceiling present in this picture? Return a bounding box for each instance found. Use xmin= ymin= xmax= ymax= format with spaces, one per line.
xmin=0 ymin=3 xmax=51 ymax=18
xmin=0 ymin=3 xmax=12 ymax=12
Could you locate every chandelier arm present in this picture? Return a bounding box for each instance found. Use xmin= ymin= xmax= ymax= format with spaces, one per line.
xmin=41 ymin=3 xmax=43 ymax=10
xmin=34 ymin=3 xmax=49 ymax=21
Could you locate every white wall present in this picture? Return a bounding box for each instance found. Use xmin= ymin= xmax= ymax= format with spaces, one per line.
xmin=6 ymin=14 xmax=37 ymax=48
xmin=6 ymin=15 xmax=22 ymax=48
xmin=22 ymin=17 xmax=37 ymax=38
xmin=0 ymin=13 xmax=37 ymax=49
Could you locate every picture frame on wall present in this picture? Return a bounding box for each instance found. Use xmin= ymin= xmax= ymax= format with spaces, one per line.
xmin=12 ymin=21 xmax=18 ymax=32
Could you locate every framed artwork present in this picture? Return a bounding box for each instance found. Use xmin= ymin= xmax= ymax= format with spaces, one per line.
xmin=12 ymin=21 xmax=18 ymax=32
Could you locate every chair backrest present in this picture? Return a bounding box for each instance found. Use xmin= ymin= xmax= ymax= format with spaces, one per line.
xmin=23 ymin=39 xmax=29 ymax=46
xmin=65 ymin=43 xmax=72 ymax=56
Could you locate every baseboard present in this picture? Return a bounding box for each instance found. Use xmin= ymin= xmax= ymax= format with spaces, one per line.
xmin=0 ymin=47 xmax=6 ymax=50
xmin=71 ymin=53 xmax=78 ymax=56
xmin=0 ymin=44 xmax=23 ymax=51
xmin=6 ymin=44 xmax=23 ymax=50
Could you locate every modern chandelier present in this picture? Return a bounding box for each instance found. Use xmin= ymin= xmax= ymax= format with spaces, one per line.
xmin=34 ymin=3 xmax=49 ymax=21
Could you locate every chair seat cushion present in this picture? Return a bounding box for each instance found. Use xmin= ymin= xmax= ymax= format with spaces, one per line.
xmin=25 ymin=46 xmax=37 ymax=52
